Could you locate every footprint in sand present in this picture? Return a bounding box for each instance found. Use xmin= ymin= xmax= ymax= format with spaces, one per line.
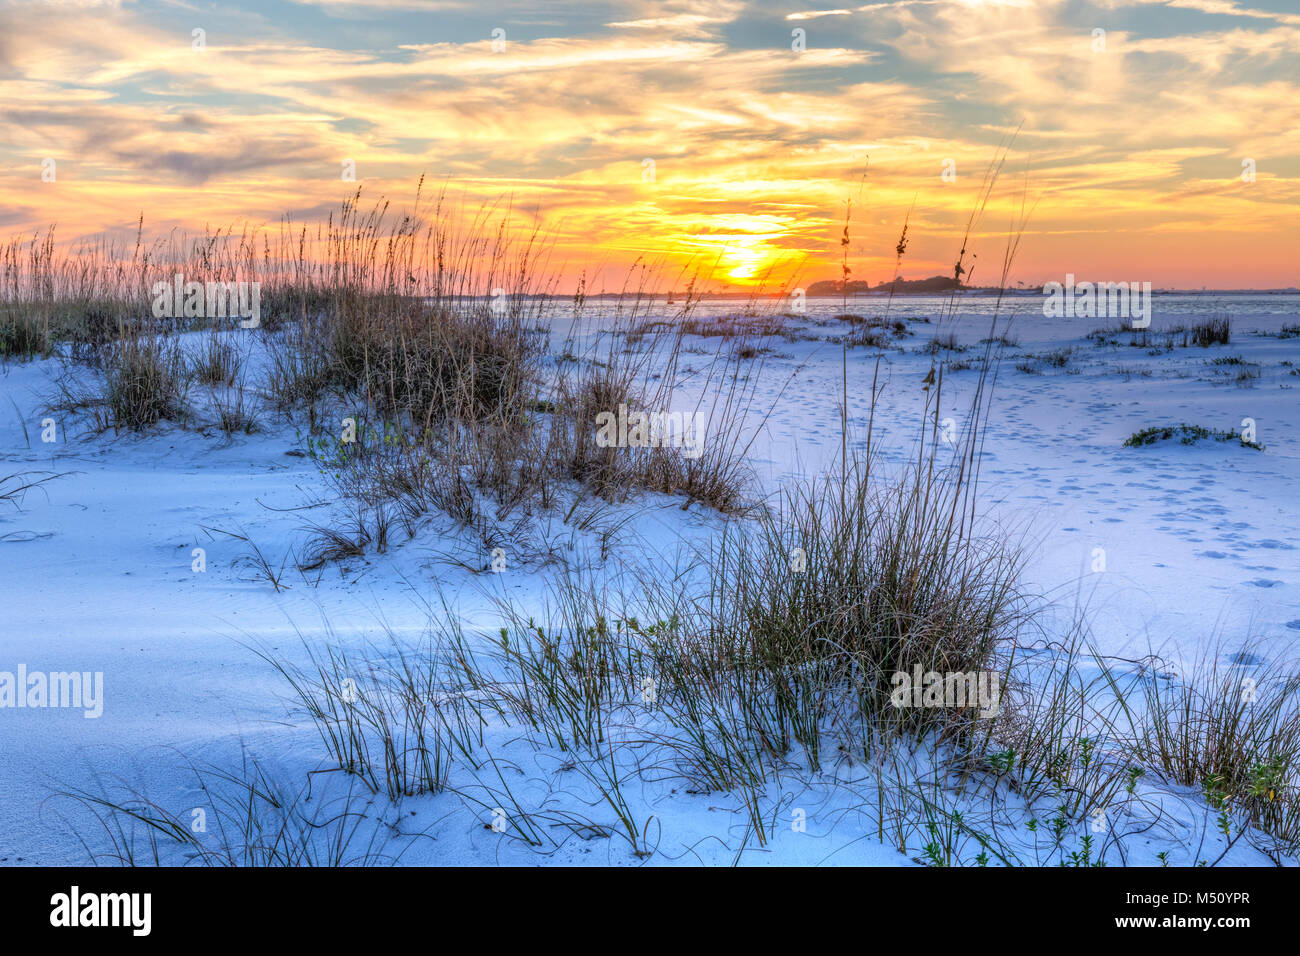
xmin=1255 ymin=539 xmax=1296 ymax=551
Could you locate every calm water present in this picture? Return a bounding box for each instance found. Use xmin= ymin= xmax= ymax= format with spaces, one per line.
xmin=685 ymin=293 xmax=1300 ymax=321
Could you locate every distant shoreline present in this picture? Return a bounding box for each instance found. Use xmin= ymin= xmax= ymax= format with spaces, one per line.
xmin=529 ymin=289 xmax=1300 ymax=300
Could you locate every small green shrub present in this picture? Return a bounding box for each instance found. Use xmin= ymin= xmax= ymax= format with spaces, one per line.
xmin=1123 ymin=424 xmax=1262 ymax=450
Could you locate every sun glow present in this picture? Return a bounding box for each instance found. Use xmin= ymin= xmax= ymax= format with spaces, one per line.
xmin=724 ymin=244 xmax=767 ymax=281
xmin=671 ymin=214 xmax=799 ymax=286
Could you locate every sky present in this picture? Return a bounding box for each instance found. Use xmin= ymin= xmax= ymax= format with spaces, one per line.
xmin=1 ymin=0 xmax=1297 ymax=291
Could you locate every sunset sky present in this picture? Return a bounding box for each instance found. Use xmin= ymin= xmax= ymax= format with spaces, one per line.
xmin=2 ymin=0 xmax=1297 ymax=291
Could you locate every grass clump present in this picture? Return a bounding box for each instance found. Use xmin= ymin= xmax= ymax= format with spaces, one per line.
xmin=1042 ymin=347 xmax=1072 ymax=368
xmin=1123 ymin=424 xmax=1262 ymax=450
xmin=192 ymin=333 xmax=240 ymax=386
xmin=103 ymin=336 xmax=190 ymax=431
xmin=55 ymin=332 xmax=191 ymax=432
xmin=1191 ymin=315 xmax=1231 ymax=347
xmin=980 ymin=333 xmax=1019 ymax=349
xmin=1124 ymin=648 xmax=1300 ymax=857
xmin=706 ymin=448 xmax=1024 ymax=754
xmin=922 ymin=332 xmax=966 ymax=354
